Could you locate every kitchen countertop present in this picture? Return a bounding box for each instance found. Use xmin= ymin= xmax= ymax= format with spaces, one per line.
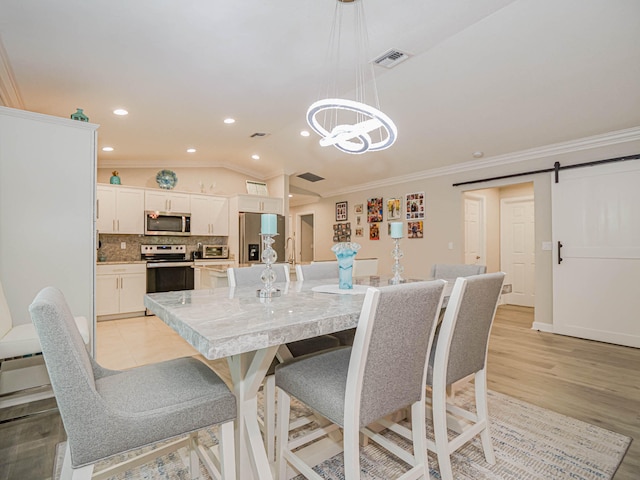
xmin=97 ymin=260 xmax=147 ymax=265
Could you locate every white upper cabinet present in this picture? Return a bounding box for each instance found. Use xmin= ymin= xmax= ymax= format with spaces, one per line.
xmin=235 ymin=194 xmax=283 ymax=215
xmin=97 ymin=185 xmax=145 ymax=234
xmin=145 ymin=190 xmax=190 ymax=213
xmin=190 ymin=195 xmax=229 ymax=236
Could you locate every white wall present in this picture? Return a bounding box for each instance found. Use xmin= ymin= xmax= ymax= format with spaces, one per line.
xmin=0 ymin=107 xmax=97 ymax=337
xmin=290 ymin=136 xmax=640 ymax=329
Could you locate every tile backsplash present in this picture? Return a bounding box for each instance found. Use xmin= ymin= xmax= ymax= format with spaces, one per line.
xmin=98 ymin=234 xmax=227 ymax=262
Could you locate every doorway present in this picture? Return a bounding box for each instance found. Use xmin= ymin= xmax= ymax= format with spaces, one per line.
xmin=299 ymin=213 xmax=314 ymax=263
xmin=463 ymin=183 xmax=535 ymax=308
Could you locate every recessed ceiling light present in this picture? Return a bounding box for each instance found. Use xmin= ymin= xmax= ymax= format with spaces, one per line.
xmin=300 ymin=130 xmax=310 ymax=137
xmin=473 ymin=151 xmax=484 ymax=158
xmin=251 ymin=154 xmax=260 ymax=160
xmin=186 ymin=148 xmax=196 ymax=153
xmin=113 ymin=109 xmax=128 ymax=116
xmin=224 ymin=118 xmax=236 ymax=124
xmin=102 ymin=146 xmax=114 ymax=152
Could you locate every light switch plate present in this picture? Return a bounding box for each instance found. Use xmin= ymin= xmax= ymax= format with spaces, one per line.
xmin=542 ymin=241 xmax=552 ymax=251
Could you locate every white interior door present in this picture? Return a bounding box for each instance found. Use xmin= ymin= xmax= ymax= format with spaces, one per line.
xmin=299 ymin=214 xmax=314 ymax=263
xmin=464 ymin=196 xmax=485 ymax=265
xmin=501 ymin=196 xmax=535 ymax=307
xmin=552 ymin=161 xmax=640 ymax=348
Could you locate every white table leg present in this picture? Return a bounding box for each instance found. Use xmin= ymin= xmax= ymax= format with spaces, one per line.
xmin=227 ymin=346 xmax=278 ymax=480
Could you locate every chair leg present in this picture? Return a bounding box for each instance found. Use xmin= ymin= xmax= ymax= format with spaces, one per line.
xmin=188 ymin=433 xmax=200 ymax=480
xmin=219 ymin=420 xmax=237 ymax=480
xmin=60 ymin=443 xmax=94 ymax=480
xmin=410 ymin=400 xmax=429 ymax=478
xmin=475 ymin=370 xmax=496 ymax=465
xmin=342 ymin=422 xmax=361 ymax=480
xmin=276 ymin=388 xmax=291 ymax=480
xmin=432 ymin=382 xmax=454 ymax=480
xmin=264 ymin=373 xmax=276 ymax=463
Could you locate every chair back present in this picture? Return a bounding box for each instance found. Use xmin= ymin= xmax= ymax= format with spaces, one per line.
xmin=346 ymin=280 xmax=445 ymax=428
xmin=435 ymin=272 xmax=505 ymax=385
xmin=228 ymin=264 xmax=290 ymax=287
xmin=353 ymin=258 xmax=379 ymax=277
xmin=296 ymin=262 xmax=338 ymax=281
xmin=0 ymin=281 xmax=12 ymax=339
xmin=431 ymin=263 xmax=487 ymax=279
xmin=28 ymin=288 xmax=106 ymax=453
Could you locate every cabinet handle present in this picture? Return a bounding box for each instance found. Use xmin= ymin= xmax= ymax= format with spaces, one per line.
xmin=120 ymin=277 xmax=124 ymax=289
xmin=117 ymin=219 xmax=120 ymax=232
xmin=116 ymin=277 xmax=120 ymax=289
xmin=113 ymin=219 xmax=116 ymax=231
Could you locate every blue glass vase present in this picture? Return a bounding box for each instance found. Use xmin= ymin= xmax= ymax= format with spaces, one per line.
xmin=331 ymin=242 xmax=361 ymax=289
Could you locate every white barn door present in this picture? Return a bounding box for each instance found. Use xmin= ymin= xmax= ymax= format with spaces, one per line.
xmin=552 ymin=161 xmax=640 ymax=348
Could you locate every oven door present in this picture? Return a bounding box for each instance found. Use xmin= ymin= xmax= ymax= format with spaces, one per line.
xmin=146 ymin=262 xmax=195 ymax=293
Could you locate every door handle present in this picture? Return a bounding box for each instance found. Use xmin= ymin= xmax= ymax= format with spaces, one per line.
xmin=558 ymin=241 xmax=563 ymax=264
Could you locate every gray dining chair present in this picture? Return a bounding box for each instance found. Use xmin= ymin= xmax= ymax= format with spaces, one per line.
xmin=29 ymin=287 xmax=237 ymax=480
xmin=427 ymin=272 xmax=505 ymax=480
xmin=295 ymin=262 xmax=355 ymax=347
xmin=295 ymin=261 xmax=338 ymax=281
xmin=228 ymin=263 xmax=290 ymax=286
xmin=227 ymin=264 xmax=341 ymax=463
xmin=275 ymin=280 xmax=446 ymax=480
xmin=430 ymin=263 xmax=487 ymax=279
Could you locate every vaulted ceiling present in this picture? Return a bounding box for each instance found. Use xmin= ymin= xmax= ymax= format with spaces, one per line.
xmin=2 ymin=0 xmax=639 ymax=197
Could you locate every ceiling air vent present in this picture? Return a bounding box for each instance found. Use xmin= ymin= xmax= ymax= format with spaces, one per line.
xmin=250 ymin=132 xmax=270 ymax=138
xmin=297 ymin=172 xmax=325 ymax=183
xmin=372 ymin=49 xmax=411 ymax=69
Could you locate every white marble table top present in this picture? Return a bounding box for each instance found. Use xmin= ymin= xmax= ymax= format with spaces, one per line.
xmin=144 ymin=276 xmax=452 ymax=361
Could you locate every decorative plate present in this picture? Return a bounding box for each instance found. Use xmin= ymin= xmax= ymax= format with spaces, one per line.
xmin=156 ymin=170 xmax=177 ymax=190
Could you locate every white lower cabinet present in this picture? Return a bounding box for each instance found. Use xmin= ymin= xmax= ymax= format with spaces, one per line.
xmin=96 ymin=263 xmax=147 ymax=317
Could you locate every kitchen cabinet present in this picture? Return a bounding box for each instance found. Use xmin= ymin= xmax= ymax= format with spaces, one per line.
xmin=97 ymin=185 xmax=145 ymax=234
xmin=235 ymin=194 xmax=283 ymax=215
xmin=145 ymin=190 xmax=190 ymax=213
xmin=96 ymin=263 xmax=146 ymax=317
xmin=190 ymin=194 xmax=229 ymax=236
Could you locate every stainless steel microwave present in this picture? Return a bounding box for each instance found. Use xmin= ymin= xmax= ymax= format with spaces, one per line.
xmin=145 ymin=211 xmax=191 ymax=236
xmin=201 ymin=244 xmax=229 ymax=259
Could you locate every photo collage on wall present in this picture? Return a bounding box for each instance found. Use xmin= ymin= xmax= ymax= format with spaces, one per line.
xmin=333 ymin=193 xmax=426 ymax=242
xmin=333 ymin=201 xmax=350 ymax=243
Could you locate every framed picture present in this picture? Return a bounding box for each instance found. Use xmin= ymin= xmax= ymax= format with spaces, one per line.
xmin=354 ymin=203 xmax=364 ymax=214
xmin=408 ymin=221 xmax=424 ymax=239
xmin=369 ymin=223 xmax=380 ymax=240
xmin=355 ymin=227 xmax=364 ymax=237
xmin=333 ymin=222 xmax=351 ymax=242
xmin=336 ymin=201 xmax=348 ymax=221
xmin=405 ymin=192 xmax=425 ymax=220
xmin=387 ymin=197 xmax=401 ymax=220
xmin=367 ymin=197 xmax=383 ymax=223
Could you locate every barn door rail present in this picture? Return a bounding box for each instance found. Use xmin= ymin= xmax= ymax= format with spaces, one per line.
xmin=452 ymin=153 xmax=640 ymax=187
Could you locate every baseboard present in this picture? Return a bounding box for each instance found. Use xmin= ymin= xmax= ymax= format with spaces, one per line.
xmin=532 ymin=321 xmax=554 ymax=333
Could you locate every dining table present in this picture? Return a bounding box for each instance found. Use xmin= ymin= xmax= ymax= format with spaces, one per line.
xmin=144 ymin=275 xmax=452 ymax=480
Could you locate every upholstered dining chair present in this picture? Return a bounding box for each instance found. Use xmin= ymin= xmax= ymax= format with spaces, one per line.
xmin=426 ymin=272 xmax=505 ymax=480
xmin=275 ymin=280 xmax=446 ymax=480
xmin=430 ymin=263 xmax=487 ymax=279
xmin=228 ymin=264 xmax=341 ymax=463
xmin=0 ymin=280 xmax=89 ymax=413
xmin=295 ymin=261 xmax=338 ymax=281
xmin=29 ymin=287 xmax=237 ymax=480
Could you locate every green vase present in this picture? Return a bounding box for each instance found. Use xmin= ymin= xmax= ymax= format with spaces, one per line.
xmin=110 ymin=171 xmax=121 ymax=185
xmin=70 ymin=108 xmax=89 ymax=122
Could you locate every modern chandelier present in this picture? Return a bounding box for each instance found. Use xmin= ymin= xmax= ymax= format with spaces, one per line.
xmin=307 ymin=0 xmax=397 ymax=155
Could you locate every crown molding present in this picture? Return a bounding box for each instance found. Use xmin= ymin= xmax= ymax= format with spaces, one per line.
xmin=321 ymin=126 xmax=640 ymax=198
xmin=0 ymin=37 xmax=24 ymax=109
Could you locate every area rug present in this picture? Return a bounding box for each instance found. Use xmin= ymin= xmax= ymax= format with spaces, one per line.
xmin=53 ymin=388 xmax=631 ymax=480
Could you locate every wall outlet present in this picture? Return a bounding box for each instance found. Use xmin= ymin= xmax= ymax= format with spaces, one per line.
xmin=120 ymin=242 xmax=126 ymax=249
xmin=448 ymin=242 xmax=454 ymax=250
xmin=542 ymin=241 xmax=552 ymax=251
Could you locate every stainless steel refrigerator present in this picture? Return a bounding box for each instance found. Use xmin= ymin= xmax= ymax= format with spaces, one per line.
xmin=239 ymin=212 xmax=286 ymax=265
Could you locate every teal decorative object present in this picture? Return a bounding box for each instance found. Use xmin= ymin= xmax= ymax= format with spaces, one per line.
xmin=156 ymin=170 xmax=178 ymax=190
xmin=70 ymin=108 xmax=89 ymax=122
xmin=110 ymin=171 xmax=121 ymax=185
xmin=331 ymin=242 xmax=361 ymax=289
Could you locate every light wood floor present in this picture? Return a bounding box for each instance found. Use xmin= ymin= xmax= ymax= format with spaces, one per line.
xmin=1 ymin=306 xmax=638 ymax=479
